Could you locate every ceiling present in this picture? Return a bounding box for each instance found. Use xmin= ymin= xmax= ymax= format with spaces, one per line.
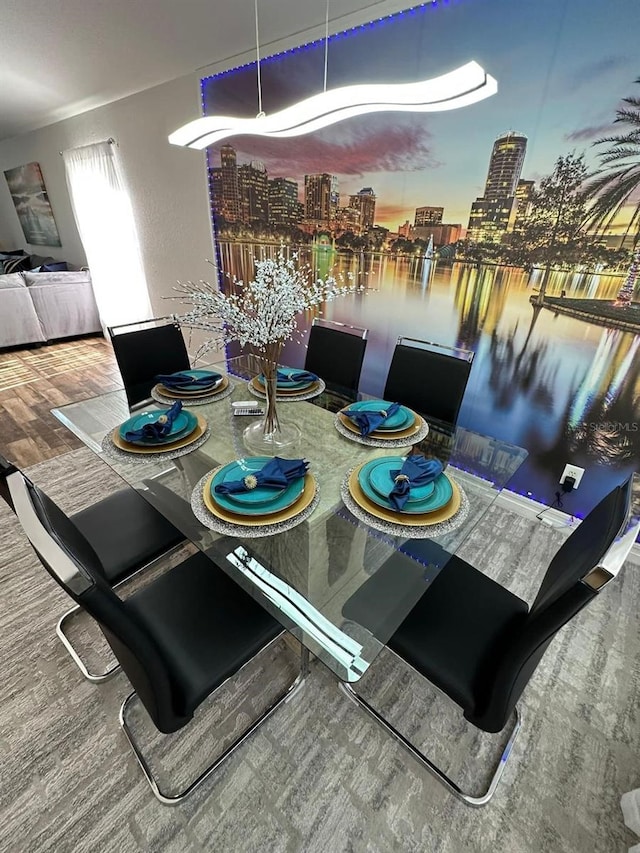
xmin=1 ymin=0 xmax=396 ymax=142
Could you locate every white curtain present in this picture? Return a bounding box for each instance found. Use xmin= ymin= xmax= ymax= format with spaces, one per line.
xmin=62 ymin=141 xmax=152 ymax=329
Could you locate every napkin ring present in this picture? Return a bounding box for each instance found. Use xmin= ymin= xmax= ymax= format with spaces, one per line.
xmin=393 ymin=474 xmax=410 ymax=484
xmin=379 ymin=410 xmax=389 ymax=418
xmin=157 ymin=414 xmax=168 ymax=425
xmin=243 ymin=474 xmax=258 ymax=490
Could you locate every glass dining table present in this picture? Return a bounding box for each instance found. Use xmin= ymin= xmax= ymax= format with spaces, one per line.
xmin=52 ymin=354 xmax=527 ymax=683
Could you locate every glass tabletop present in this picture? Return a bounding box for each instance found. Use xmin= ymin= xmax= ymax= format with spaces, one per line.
xmin=52 ymin=353 xmax=527 ymax=682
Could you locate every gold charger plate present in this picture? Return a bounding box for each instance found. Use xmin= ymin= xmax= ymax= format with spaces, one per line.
xmin=155 ymin=376 xmax=229 ymax=398
xmin=249 ymin=376 xmax=321 ymax=396
xmin=338 ymin=408 xmax=424 ymax=441
xmin=347 ymin=464 xmax=461 ymax=527
xmin=202 ymin=469 xmax=317 ymax=527
xmin=112 ymin=413 xmax=207 ymax=454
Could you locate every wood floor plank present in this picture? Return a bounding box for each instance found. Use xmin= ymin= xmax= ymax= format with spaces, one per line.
xmin=1 ymin=398 xmax=38 ymax=424
xmin=4 ymin=437 xmax=43 ymax=467
xmin=0 ymin=337 xmax=120 ymax=468
xmin=0 ymin=409 xmax=29 ymax=443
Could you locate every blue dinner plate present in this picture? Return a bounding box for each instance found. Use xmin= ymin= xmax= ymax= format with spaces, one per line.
xmin=357 ymin=459 xmax=452 ymax=514
xmin=257 ymin=367 xmax=316 ymax=390
xmin=216 ymin=457 xmax=285 ymax=507
xmin=344 ymin=400 xmax=414 ymax=432
xmin=365 ymin=457 xmax=436 ymax=503
xmin=118 ymin=409 xmax=197 ymax=446
xmin=211 ymin=458 xmax=306 ymax=515
xmin=163 ymin=369 xmax=222 ymax=392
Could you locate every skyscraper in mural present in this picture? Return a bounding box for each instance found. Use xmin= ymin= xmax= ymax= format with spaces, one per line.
xmin=268 ymin=177 xmax=302 ymax=226
xmin=305 ymin=174 xmax=339 ymax=225
xmin=467 ymin=132 xmax=528 ymax=243
xmin=414 ymin=206 xmax=444 ymax=227
xmin=512 ymin=179 xmax=535 ymax=234
xmin=349 ymin=187 xmax=377 ymax=231
xmin=237 ymin=161 xmax=269 ymax=224
xmin=485 ymin=132 xmax=527 ymax=198
xmin=209 ymin=144 xmax=242 ymax=222
xmin=218 ymin=144 xmax=240 ymax=222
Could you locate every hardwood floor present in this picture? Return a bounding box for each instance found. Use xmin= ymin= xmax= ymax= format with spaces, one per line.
xmin=0 ymin=336 xmax=122 ymax=468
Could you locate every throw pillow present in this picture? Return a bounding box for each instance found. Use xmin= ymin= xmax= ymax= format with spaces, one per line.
xmin=38 ymin=262 xmax=69 ymax=272
xmin=2 ymin=256 xmax=31 ymax=274
xmin=28 ymin=254 xmax=55 ymax=269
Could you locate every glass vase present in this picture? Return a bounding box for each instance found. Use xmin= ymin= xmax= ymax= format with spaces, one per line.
xmin=243 ymin=343 xmax=301 ymax=457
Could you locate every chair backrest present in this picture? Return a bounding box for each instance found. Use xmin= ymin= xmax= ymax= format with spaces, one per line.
xmin=383 ymin=337 xmax=474 ymax=426
xmin=108 ymin=317 xmax=190 ymax=408
xmin=304 ymin=319 xmax=368 ymax=393
xmin=1 ymin=462 xmax=187 ymax=734
xmin=472 ymin=474 xmax=639 ymax=733
xmin=0 ymin=453 xmax=17 ymax=512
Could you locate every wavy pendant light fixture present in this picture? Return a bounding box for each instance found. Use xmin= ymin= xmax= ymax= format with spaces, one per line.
xmin=169 ymin=2 xmax=498 ymax=150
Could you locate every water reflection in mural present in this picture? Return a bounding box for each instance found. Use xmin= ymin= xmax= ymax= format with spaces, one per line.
xmin=218 ymin=241 xmax=639 ymax=511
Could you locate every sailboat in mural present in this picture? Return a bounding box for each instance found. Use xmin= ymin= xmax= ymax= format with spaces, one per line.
xmin=424 ymin=234 xmax=434 ymax=261
xmin=420 ymin=235 xmax=435 ymax=293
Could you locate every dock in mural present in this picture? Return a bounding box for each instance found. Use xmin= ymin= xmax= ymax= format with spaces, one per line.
xmin=536 ymin=297 xmax=640 ymax=334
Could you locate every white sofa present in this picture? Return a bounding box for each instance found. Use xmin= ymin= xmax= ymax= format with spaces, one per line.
xmin=0 ymin=273 xmax=46 ymax=347
xmin=0 ymin=270 xmax=101 ymax=349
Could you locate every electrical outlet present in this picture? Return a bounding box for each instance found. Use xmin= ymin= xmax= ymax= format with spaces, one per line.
xmin=560 ymin=463 xmax=585 ymax=489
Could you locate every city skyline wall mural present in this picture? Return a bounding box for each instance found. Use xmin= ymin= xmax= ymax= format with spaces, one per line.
xmin=201 ymin=0 xmax=640 ymax=514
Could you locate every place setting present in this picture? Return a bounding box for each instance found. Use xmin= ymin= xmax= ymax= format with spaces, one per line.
xmin=101 ymin=400 xmax=210 ymax=461
xmin=247 ymin=366 xmax=326 ymax=403
xmin=191 ymin=455 xmax=319 ymax=537
xmin=334 ymin=398 xmax=429 ymax=447
xmin=341 ymin=452 xmax=469 ymax=538
xmin=151 ymin=368 xmax=234 ymax=405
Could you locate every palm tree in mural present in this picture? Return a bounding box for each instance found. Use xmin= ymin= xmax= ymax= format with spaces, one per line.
xmin=584 ymin=77 xmax=640 ymax=306
xmin=520 ymin=153 xmax=589 ymax=306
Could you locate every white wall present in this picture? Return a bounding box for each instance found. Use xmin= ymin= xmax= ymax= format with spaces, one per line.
xmin=0 ymin=203 xmax=16 ymax=250
xmin=0 ymin=73 xmax=214 ymax=314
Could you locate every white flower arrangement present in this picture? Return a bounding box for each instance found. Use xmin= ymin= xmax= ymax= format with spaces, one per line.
xmin=173 ymin=248 xmax=363 ymax=358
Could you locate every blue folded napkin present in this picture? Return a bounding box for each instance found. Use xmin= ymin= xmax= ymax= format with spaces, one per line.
xmin=123 ymin=401 xmax=183 ymax=442
xmin=388 ymin=455 xmax=444 ymax=511
xmin=276 ymin=369 xmax=317 ymax=384
xmin=155 ymin=370 xmax=222 ymax=389
xmin=214 ymin=456 xmax=309 ymax=495
xmin=343 ymin=402 xmax=401 ymax=436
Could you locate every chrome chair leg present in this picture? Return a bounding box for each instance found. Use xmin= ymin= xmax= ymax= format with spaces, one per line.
xmin=56 ymin=605 xmax=120 ymax=683
xmin=120 ymin=638 xmax=308 ymax=805
xmin=339 ymin=681 xmax=521 ymax=807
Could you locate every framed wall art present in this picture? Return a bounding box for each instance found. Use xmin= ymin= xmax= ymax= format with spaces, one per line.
xmin=4 ymin=161 xmax=61 ymax=247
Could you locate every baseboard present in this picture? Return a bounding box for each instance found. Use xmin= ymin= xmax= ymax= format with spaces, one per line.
xmin=496 ymin=489 xmax=640 ymax=565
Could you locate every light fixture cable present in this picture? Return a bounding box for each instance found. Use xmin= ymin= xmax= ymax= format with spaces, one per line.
xmin=323 ymin=0 xmax=330 ymax=93
xmin=254 ymin=0 xmax=264 ymax=117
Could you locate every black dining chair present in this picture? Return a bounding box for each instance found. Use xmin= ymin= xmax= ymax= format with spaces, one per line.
xmin=108 ymin=316 xmax=191 ymax=408
xmin=304 ymin=318 xmax=368 ymax=394
xmin=341 ymin=474 xmax=639 ymax=806
xmin=383 ymin=337 xmax=474 ymax=426
xmin=0 ymin=453 xmax=184 ymax=683
xmin=3 ymin=464 xmax=304 ymax=804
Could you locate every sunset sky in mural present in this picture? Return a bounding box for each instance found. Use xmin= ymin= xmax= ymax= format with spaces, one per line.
xmin=203 ymin=0 xmax=638 ymax=233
